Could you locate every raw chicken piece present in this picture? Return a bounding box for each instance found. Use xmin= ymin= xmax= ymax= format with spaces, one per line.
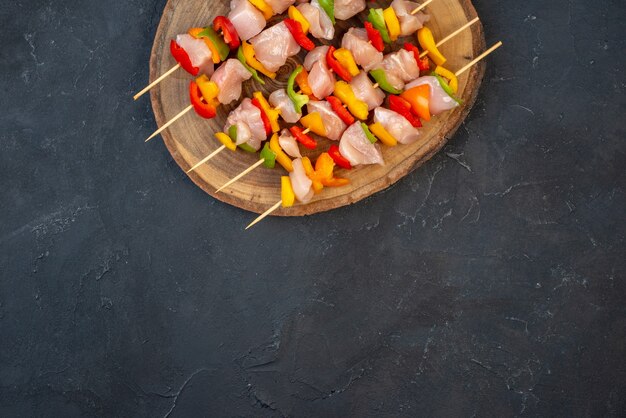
xmin=307 ymin=101 xmax=347 ymax=141
xmin=303 ymin=46 xmax=328 ymax=71
xmin=269 ymin=89 xmax=302 ymax=123
xmin=376 ymin=49 xmax=420 ymax=91
xmin=350 ymin=72 xmax=385 ymax=111
xmin=304 ymin=47 xmax=335 ymax=99
xmin=224 ymin=98 xmax=266 ymax=151
xmin=341 ymin=28 xmax=383 ymax=71
xmin=297 ymin=0 xmax=334 ymax=40
xmin=334 ymin=0 xmax=366 ymax=20
xmin=266 ymin=0 xmax=296 ymax=14
xmin=391 ymin=0 xmax=430 ymax=36
xmin=278 ymin=129 xmax=302 ymax=158
xmin=373 ymin=107 xmax=420 ymax=144
xmin=250 ymin=22 xmax=300 ymax=73
xmin=175 ymin=34 xmax=214 ymax=76
xmin=228 ymin=0 xmax=267 ymax=41
xmin=339 ymin=122 xmax=384 ymax=166
xmin=405 ymin=76 xmax=460 ymax=115
xmin=210 ymin=59 xmax=252 ymax=105
xmin=290 ymin=159 xmax=314 ymax=203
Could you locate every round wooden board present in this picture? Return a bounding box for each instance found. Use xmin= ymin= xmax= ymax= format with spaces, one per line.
xmin=150 ymin=0 xmax=485 ymax=216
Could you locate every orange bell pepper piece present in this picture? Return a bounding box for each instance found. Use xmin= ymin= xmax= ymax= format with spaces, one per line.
xmin=401 ymin=85 xmax=431 ymax=122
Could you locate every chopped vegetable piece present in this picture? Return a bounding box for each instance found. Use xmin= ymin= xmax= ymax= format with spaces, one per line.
xmin=383 ymin=7 xmax=401 ymax=41
xmin=301 ymin=157 xmax=323 ymax=192
xmin=284 ymin=19 xmax=315 ymax=51
xmin=333 ymin=81 xmax=369 ymax=120
xmin=228 ymin=125 xmax=238 ymax=142
xmin=417 ymin=27 xmax=446 ymax=66
xmin=242 ymin=41 xmax=276 ymax=78
xmin=300 ymin=112 xmax=327 ymax=137
xmin=401 ymin=84 xmax=431 ymax=121
xmin=238 ymin=142 xmax=257 ymax=153
xmin=328 ymin=144 xmax=352 ymax=169
xmin=295 ymin=67 xmax=315 ymax=98
xmin=287 ymin=66 xmax=310 ymax=114
xmin=260 ymin=143 xmax=277 ymax=168
xmin=189 ymin=81 xmax=217 ymax=119
xmin=360 ymin=122 xmax=378 ymax=143
xmin=270 ymin=133 xmax=294 ymax=172
xmin=290 ymin=126 xmax=317 ymax=150
xmin=197 ymin=27 xmax=230 ymax=61
xmin=288 ymin=5 xmax=310 ymax=34
xmin=369 ymin=122 xmax=398 ymax=147
xmin=170 ymin=39 xmax=199 ymax=76
xmin=318 ymin=0 xmax=336 ymax=25
xmin=432 ymin=73 xmax=462 ymax=104
xmin=253 ymin=91 xmax=281 ymax=133
xmin=364 ymin=21 xmax=384 ymax=52
xmin=314 ymin=153 xmax=350 ymax=188
xmin=404 ymin=42 xmax=430 ymax=71
xmin=250 ymin=97 xmax=272 ymax=136
xmin=237 ymin=45 xmax=265 ymax=84
xmin=195 ymin=74 xmax=220 ymax=103
xmin=248 ymin=0 xmax=273 ymax=20
xmin=281 ymin=176 xmax=295 ymax=207
xmin=333 ymin=48 xmax=360 ymax=77
xmin=369 ymin=68 xmax=401 ymax=94
xmin=433 ymin=66 xmax=459 ymax=94
xmin=213 ymin=16 xmax=240 ymax=50
xmin=326 ymin=46 xmax=352 ymax=82
xmin=388 ymin=95 xmax=422 ymax=127
xmin=327 ymin=96 xmax=355 ymax=125
xmin=368 ymin=8 xmax=391 ymax=44
xmin=215 ymin=132 xmax=237 ymax=151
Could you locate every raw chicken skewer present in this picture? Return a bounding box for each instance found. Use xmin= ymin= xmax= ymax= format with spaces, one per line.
xmin=245 ymin=40 xmax=502 ymax=229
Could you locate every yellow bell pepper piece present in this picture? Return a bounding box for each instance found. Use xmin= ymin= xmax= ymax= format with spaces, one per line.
xmin=281 ymin=176 xmax=295 ymax=207
xmin=215 ymin=132 xmax=237 ymax=151
xmin=417 ymin=27 xmax=447 ymax=67
xmin=248 ymin=0 xmax=273 ymax=20
xmin=434 ymin=65 xmax=459 ymax=94
xmin=269 ymin=133 xmax=293 ymax=172
xmin=195 ymin=75 xmax=220 ymax=105
xmin=333 ymin=81 xmax=369 ymax=120
xmin=333 ymin=48 xmax=360 ymax=77
xmin=253 ymin=92 xmax=281 ymax=133
xmin=288 ymin=5 xmax=310 ymax=34
xmin=188 ymin=28 xmax=221 ymax=64
xmin=300 ymin=112 xmax=327 ymax=137
xmin=369 ymin=123 xmax=398 ymax=147
xmin=301 ymin=157 xmax=323 ymax=193
xmin=383 ymin=7 xmax=401 ymax=42
xmin=242 ymin=41 xmax=276 ymax=79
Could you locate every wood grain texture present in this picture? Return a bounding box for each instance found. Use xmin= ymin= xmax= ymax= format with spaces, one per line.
xmin=150 ymin=0 xmax=486 ymax=216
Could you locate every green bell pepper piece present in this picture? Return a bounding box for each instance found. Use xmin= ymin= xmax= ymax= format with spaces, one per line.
xmin=237 ymin=46 xmax=265 ymax=85
xmin=318 ymin=0 xmax=335 ymax=25
xmin=260 ymin=143 xmax=277 ymax=169
xmin=361 ymin=122 xmax=378 ymax=144
xmin=238 ymin=143 xmax=257 ymax=153
xmin=431 ymin=73 xmax=463 ymax=104
xmin=369 ymin=69 xmax=401 ymax=94
xmin=287 ymin=66 xmax=309 ymax=114
xmin=198 ymin=27 xmax=230 ymax=61
xmin=368 ymin=9 xmax=391 ymax=44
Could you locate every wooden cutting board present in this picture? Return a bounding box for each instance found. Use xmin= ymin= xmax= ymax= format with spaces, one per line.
xmin=149 ymin=0 xmax=485 ymax=216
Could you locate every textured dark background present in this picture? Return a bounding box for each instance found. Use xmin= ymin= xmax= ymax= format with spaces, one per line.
xmin=1 ymin=0 xmax=625 ymax=416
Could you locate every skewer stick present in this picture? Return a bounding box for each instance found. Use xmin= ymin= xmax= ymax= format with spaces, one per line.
xmin=145 ymin=105 xmax=193 ymax=142
xmin=455 ymin=41 xmax=502 ymax=77
xmin=186 ymin=145 xmax=226 ymax=174
xmin=134 ymin=63 xmax=181 ymax=101
xmin=302 ymin=128 xmax=311 ymax=135
xmin=216 ymin=159 xmax=266 ymax=193
xmin=411 ymin=0 xmax=434 ymax=15
xmin=246 ymin=201 xmax=282 ymax=230
xmin=420 ymin=16 xmax=480 ymax=59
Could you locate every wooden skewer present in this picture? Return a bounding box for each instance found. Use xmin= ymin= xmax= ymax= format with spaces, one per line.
xmin=455 ymin=41 xmax=503 ymax=77
xmin=145 ymin=105 xmax=193 ymax=142
xmin=246 ymin=200 xmax=282 ymax=230
xmin=421 ymin=16 xmax=480 ymax=58
xmin=302 ymin=128 xmax=311 ymax=135
xmin=186 ymin=145 xmax=226 ymax=174
xmin=411 ymin=0 xmax=434 ymax=15
xmin=134 ymin=63 xmax=181 ymax=101
xmin=216 ymin=158 xmax=266 ymax=193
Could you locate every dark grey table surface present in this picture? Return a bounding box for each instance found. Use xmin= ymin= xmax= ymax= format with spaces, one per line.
xmin=1 ymin=0 xmax=624 ymax=417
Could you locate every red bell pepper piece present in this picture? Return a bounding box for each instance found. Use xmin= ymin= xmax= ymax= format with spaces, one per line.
xmin=189 ymin=81 xmax=217 ymax=119
xmin=326 ymin=96 xmax=355 ymax=126
xmin=284 ymin=18 xmax=315 ymax=52
xmin=290 ymin=126 xmax=317 ymax=150
xmin=328 ymin=145 xmax=352 ymax=170
xmin=389 ymin=95 xmax=422 ymax=128
xmin=326 ymin=46 xmax=352 ymax=82
xmin=404 ymin=42 xmax=430 ymax=72
xmin=213 ymin=16 xmax=240 ymax=50
xmin=251 ymin=98 xmax=272 ymax=136
xmin=171 ymin=39 xmax=199 ymax=76
xmin=364 ymin=22 xmax=384 ymax=52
